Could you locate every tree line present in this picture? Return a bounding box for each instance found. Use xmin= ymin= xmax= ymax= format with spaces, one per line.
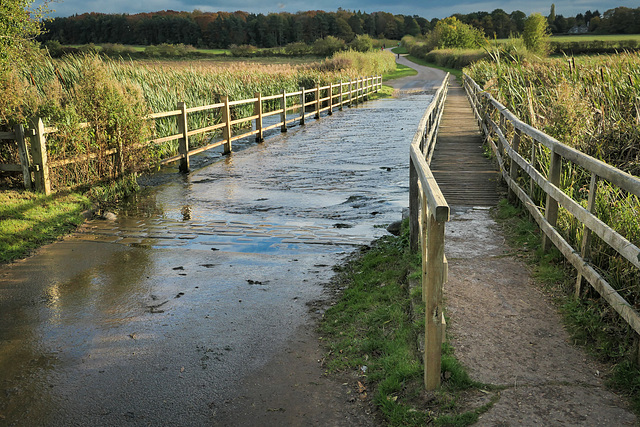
xmin=39 ymin=6 xmax=640 ymax=50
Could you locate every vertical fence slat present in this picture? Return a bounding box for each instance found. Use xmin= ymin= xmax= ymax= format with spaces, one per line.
xmin=14 ymin=124 xmax=33 ymax=190
xmin=222 ymin=96 xmax=232 ymax=154
xmin=30 ymin=118 xmax=51 ymax=195
xmin=508 ymin=129 xmax=521 ymax=202
xmin=280 ymin=90 xmax=288 ymax=132
xmin=425 ymin=212 xmax=445 ymax=390
xmin=543 ymin=149 xmax=562 ymax=250
xmin=328 ymin=83 xmax=333 ymax=116
xmin=177 ymin=101 xmax=189 ymax=172
xmin=409 ymin=158 xmax=419 ymax=252
xmin=299 ymin=87 xmax=305 ymax=125
xmin=339 ymin=81 xmax=343 ymax=111
xmin=315 ymin=84 xmax=320 ymax=119
xmin=575 ymin=172 xmax=599 ymax=297
xmin=254 ymin=92 xmax=264 ymax=142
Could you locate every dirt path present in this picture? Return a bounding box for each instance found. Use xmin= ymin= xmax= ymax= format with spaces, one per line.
xmin=446 ymin=207 xmax=636 ymax=425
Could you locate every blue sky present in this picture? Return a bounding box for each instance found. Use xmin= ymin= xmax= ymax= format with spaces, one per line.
xmin=43 ymin=0 xmax=635 ymax=19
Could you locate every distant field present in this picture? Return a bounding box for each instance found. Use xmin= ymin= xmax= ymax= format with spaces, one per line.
xmin=65 ymin=44 xmax=230 ymax=55
xmin=550 ymin=34 xmax=640 ymax=42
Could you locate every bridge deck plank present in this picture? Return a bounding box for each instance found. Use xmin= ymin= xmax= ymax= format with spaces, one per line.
xmin=430 ymin=80 xmax=502 ymax=207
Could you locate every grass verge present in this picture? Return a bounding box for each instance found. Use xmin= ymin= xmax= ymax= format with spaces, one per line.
xmin=404 ymin=55 xmax=463 ymax=81
xmin=0 ymin=190 xmax=91 ymax=264
xmin=383 ymin=63 xmax=418 ymax=81
xmin=320 ymin=221 xmax=497 ymax=426
xmin=493 ymin=198 xmax=640 ymax=416
xmin=0 ymin=174 xmax=139 ymax=264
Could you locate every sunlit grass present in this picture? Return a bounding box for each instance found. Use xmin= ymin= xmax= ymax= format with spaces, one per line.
xmin=0 ymin=190 xmax=91 ymax=263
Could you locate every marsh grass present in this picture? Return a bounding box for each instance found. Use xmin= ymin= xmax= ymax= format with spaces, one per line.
xmin=465 ymin=53 xmax=640 ymax=319
xmin=1 ymin=50 xmax=394 ymax=191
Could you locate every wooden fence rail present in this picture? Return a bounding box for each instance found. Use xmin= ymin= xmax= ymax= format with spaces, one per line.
xmin=0 ymin=76 xmax=382 ymax=195
xmin=463 ymin=73 xmax=640 ymax=359
xmin=408 ymin=73 xmax=450 ymax=390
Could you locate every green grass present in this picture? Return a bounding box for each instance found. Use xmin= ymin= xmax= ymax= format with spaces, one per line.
xmin=383 ymin=63 xmax=418 ymax=81
xmin=550 ymin=34 xmax=640 ymax=42
xmin=320 ymin=221 xmax=496 ymax=426
xmin=392 ymin=46 xmax=409 ymax=54
xmin=494 ymin=197 xmax=640 ymax=417
xmin=0 ymin=190 xmax=91 ymax=263
xmin=404 ymin=55 xmax=463 ymax=80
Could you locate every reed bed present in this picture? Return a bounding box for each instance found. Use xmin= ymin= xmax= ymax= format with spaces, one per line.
xmin=465 ymin=53 xmax=640 ymax=321
xmin=2 ymin=50 xmax=394 ymax=190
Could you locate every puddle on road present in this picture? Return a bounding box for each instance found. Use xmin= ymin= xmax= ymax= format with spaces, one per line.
xmin=0 ymin=93 xmax=436 ymax=425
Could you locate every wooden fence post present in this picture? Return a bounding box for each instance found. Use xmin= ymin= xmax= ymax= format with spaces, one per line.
xmin=177 ymin=101 xmax=190 ymax=173
xmin=280 ymin=90 xmax=288 ymax=132
xmin=116 ymin=136 xmax=124 ymax=177
xmin=508 ymin=129 xmax=521 ymax=202
xmin=254 ymin=92 xmax=264 ymax=142
xmin=222 ymin=96 xmax=232 ymax=154
xmin=348 ymin=80 xmax=353 ymax=106
xmin=328 ymin=83 xmax=333 ymax=116
xmin=409 ymin=157 xmax=419 ymax=252
xmin=299 ymin=87 xmax=305 ymax=125
xmin=339 ymin=81 xmax=343 ymax=111
xmin=14 ymin=124 xmax=33 ymax=190
xmin=575 ymin=173 xmax=599 ymax=298
xmin=29 ymin=118 xmax=51 ymax=195
xmin=425 ymin=212 xmax=445 ymax=391
xmin=543 ymin=149 xmax=562 ymax=251
xmin=315 ymin=83 xmax=320 ymax=119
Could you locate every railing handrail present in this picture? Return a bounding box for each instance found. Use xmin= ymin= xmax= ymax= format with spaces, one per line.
xmin=408 ymin=73 xmax=450 ymax=391
xmin=463 ymin=72 xmax=640 ymax=339
xmin=0 ymin=75 xmax=382 ymax=194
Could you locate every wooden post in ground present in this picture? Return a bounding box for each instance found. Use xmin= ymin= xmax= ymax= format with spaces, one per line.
xmin=315 ymin=84 xmax=320 ymax=119
xmin=575 ymin=172 xmax=599 ymax=298
xmin=543 ymin=149 xmax=562 ymax=251
xmin=328 ymin=83 xmax=333 ymax=115
xmin=221 ymin=96 xmax=232 ymax=154
xmin=254 ymin=92 xmax=264 ymax=142
xmin=424 ymin=211 xmax=445 ymax=391
xmin=508 ymin=129 xmax=521 ymax=202
xmin=177 ymin=101 xmax=190 ymax=172
xmin=348 ymin=80 xmax=353 ymax=106
xmin=299 ymin=88 xmax=305 ymax=125
xmin=14 ymin=124 xmax=32 ymax=190
xmin=409 ymin=157 xmax=419 ymax=252
xmin=339 ymin=81 xmax=343 ymax=111
xmin=280 ymin=90 xmax=288 ymax=132
xmin=29 ymin=118 xmax=51 ymax=195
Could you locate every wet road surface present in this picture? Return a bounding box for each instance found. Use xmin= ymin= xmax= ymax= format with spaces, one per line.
xmin=1 ymin=88 xmax=437 ymax=425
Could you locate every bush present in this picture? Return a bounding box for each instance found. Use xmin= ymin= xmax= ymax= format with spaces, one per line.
xmin=230 ymin=44 xmax=258 ymax=57
xmin=523 ymin=13 xmax=550 ymax=54
xmin=284 ymin=42 xmax=312 ymax=56
xmin=425 ymin=17 xmax=486 ymax=51
xmin=313 ymin=36 xmax=346 ymax=57
xmin=349 ymin=34 xmax=374 ymax=52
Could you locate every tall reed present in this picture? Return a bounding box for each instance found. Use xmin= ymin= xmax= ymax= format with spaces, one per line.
xmin=465 ymin=53 xmax=640 ymax=314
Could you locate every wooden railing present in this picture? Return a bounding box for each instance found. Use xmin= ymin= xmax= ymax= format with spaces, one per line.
xmin=408 ymin=73 xmax=450 ymax=390
xmin=463 ymin=73 xmax=640 ymax=356
xmin=0 ymin=76 xmax=382 ymax=195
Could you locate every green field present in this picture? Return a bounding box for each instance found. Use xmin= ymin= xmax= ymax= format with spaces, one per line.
xmin=550 ymin=34 xmax=640 ymax=42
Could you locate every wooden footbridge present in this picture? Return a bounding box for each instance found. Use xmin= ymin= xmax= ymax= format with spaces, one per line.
xmin=413 ymin=71 xmax=640 ymax=395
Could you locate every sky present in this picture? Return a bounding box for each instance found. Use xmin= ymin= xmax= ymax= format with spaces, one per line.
xmin=42 ymin=0 xmax=636 ymax=20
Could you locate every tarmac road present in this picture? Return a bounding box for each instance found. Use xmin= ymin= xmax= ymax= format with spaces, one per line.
xmin=0 ymin=64 xmax=442 ymax=426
